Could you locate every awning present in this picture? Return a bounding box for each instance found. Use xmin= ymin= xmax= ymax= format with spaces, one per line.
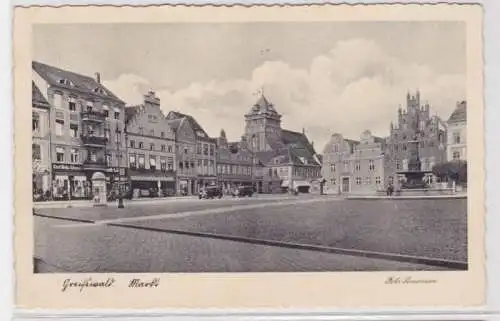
xmin=293 ymin=180 xmax=311 ymax=188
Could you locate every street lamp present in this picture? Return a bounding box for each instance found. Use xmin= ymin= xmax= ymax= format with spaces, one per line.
xmin=116 ymin=124 xmax=124 ymax=209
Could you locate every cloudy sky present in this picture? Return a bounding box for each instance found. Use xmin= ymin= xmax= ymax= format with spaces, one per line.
xmin=33 ymin=22 xmax=465 ymax=150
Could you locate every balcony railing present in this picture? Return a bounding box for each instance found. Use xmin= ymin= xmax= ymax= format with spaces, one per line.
xmin=82 ymin=159 xmax=107 ymax=169
xmin=81 ymin=111 xmax=106 ymax=122
xmin=81 ymin=135 xmax=108 ymax=146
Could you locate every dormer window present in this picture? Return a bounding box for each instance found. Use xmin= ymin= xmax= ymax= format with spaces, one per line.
xmin=93 ymin=87 xmax=107 ymax=95
xmin=58 ymin=78 xmax=74 ymax=86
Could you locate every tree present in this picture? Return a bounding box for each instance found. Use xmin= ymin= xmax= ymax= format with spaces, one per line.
xmin=432 ymin=160 xmax=467 ymax=185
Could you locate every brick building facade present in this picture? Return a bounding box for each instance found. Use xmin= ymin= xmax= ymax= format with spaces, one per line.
xmin=125 ymin=91 xmax=177 ymax=198
xmin=32 ymin=61 xmax=126 ymax=200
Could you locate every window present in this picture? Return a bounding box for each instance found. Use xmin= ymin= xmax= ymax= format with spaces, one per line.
xmin=269 ymin=168 xmax=273 ymax=177
xmin=86 ymin=101 xmax=93 ymax=112
xmin=356 ymin=177 xmax=361 ymax=185
xmin=150 ymin=143 xmax=155 ymax=151
xmin=55 ymin=119 xmax=64 ymax=136
xmin=396 ymin=160 xmax=401 ymax=170
xmin=203 ymin=144 xmax=208 ymax=155
xmin=185 ymin=161 xmax=190 ymax=169
xmin=103 ymin=110 xmax=109 ymax=118
xmin=114 ymin=111 xmax=120 ymax=120
xmin=70 ymin=124 xmax=78 ymax=138
xmin=68 ymin=97 xmax=76 ymax=111
xmin=56 ymin=147 xmax=64 ymax=162
xmin=453 ymin=132 xmax=461 ymax=144
xmin=179 ymin=161 xmax=183 ymax=169
xmin=167 ymin=145 xmax=173 ymax=153
xmin=161 ymin=144 xmax=166 ymax=152
xmin=403 ymin=144 xmax=407 ymax=151
xmin=209 ymin=145 xmax=214 ymax=156
xmin=149 ymin=129 xmax=154 ymax=136
xmin=138 ymin=142 xmax=143 ymax=149
xmin=375 ymin=176 xmax=381 ymax=185
xmin=32 ymin=144 xmax=41 ymax=160
xmin=130 ymin=140 xmax=135 ymax=148
xmin=149 ymin=156 xmax=156 ymax=170
xmin=129 ymin=154 xmax=137 ymax=168
xmin=138 ymin=155 xmax=145 ymax=168
xmin=355 ymin=161 xmax=360 ymax=171
xmin=453 ymin=151 xmax=461 ymax=160
xmin=52 ymin=93 xmax=62 ymax=109
xmin=330 ymin=163 xmax=336 ymax=172
xmin=368 ymin=160 xmax=375 ymax=171
xmin=89 ymin=150 xmax=97 ymax=162
xmin=343 ymin=160 xmax=349 ymax=171
xmin=160 ymin=158 xmax=167 ymax=171
xmin=331 ymin=178 xmax=336 ymax=185
xmin=167 ymin=157 xmax=173 ymax=170
xmin=161 ymin=131 xmax=165 ymax=138
xmin=388 ymin=176 xmax=394 ymax=184
xmin=184 ymin=147 xmax=188 ymax=154
xmin=197 ymin=143 xmax=202 ymax=154
xmin=32 ymin=113 xmax=40 ymax=132
xmin=139 ymin=127 xmax=144 ymax=135
xmin=104 ymin=128 xmax=110 ymax=140
xmin=70 ymin=149 xmax=79 ymax=163
xmin=365 ymin=177 xmax=371 ymax=185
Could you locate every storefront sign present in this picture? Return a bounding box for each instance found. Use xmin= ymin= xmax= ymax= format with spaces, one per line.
xmin=52 ymin=163 xmax=83 ymax=171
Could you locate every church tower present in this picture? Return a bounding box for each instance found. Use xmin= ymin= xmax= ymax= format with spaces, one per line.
xmin=244 ymin=93 xmax=282 ymax=152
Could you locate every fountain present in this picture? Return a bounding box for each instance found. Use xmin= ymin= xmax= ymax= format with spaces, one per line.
xmin=396 ymin=135 xmax=432 ymax=190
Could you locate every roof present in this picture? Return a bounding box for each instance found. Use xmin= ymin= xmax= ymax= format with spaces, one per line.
xmin=247 ymin=94 xmax=280 ymax=117
xmin=167 ymin=111 xmax=216 ymax=142
xmin=32 ymin=61 xmax=124 ymax=103
xmin=166 ymin=118 xmax=183 ymax=132
xmin=32 ymin=81 xmax=49 ymax=109
xmin=448 ymin=101 xmax=467 ymax=123
xmin=282 ymin=129 xmax=318 ymax=156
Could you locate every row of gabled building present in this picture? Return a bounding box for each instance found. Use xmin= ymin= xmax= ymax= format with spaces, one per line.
xmin=320 ymin=91 xmax=467 ymax=194
xmin=32 ymin=61 xmax=323 ymax=200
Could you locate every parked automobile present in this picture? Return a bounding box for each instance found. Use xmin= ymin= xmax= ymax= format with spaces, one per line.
xmin=199 ymin=185 xmax=223 ymax=199
xmin=232 ymin=185 xmax=254 ymax=197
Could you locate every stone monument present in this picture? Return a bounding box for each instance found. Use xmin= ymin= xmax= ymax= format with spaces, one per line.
xmin=396 ymin=134 xmax=431 ymax=189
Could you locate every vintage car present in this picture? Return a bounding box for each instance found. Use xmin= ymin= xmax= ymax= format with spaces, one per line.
xmin=199 ymin=185 xmax=223 ymax=199
xmin=232 ymin=185 xmax=254 ymax=197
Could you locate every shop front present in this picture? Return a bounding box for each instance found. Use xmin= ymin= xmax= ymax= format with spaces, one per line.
xmin=129 ymin=169 xmax=176 ymax=198
xmin=51 ymin=163 xmax=90 ymax=200
xmin=177 ymin=176 xmax=196 ymax=196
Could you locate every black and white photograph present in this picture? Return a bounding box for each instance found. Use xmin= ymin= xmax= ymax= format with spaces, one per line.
xmin=29 ymin=19 xmax=472 ymax=274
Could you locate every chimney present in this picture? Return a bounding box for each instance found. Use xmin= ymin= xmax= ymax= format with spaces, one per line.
xmin=95 ymin=72 xmax=101 ymax=84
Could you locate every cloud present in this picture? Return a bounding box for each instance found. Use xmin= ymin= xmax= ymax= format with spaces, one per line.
xmin=104 ymin=38 xmax=465 ymax=151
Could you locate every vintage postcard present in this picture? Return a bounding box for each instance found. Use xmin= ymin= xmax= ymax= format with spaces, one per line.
xmin=14 ymin=3 xmax=485 ymax=309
